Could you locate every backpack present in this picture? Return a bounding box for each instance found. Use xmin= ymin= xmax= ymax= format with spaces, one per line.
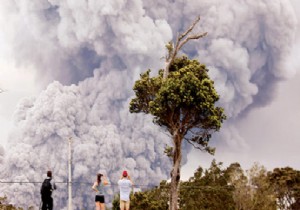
xmin=41 ymin=179 xmax=52 ymax=196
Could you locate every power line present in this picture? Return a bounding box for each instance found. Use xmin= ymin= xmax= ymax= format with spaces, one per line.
xmin=0 ymin=181 xmax=155 ymax=187
xmin=0 ymin=181 xmax=234 ymax=189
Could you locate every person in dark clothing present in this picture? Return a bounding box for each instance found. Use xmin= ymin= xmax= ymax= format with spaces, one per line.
xmin=40 ymin=171 xmax=56 ymax=210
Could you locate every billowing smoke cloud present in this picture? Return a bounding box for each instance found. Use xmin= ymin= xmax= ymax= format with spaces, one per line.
xmin=0 ymin=0 xmax=298 ymax=209
xmin=0 ymin=145 xmax=4 ymax=164
xmin=143 ymin=0 xmax=298 ymax=149
xmin=0 ymin=0 xmax=171 ymax=86
xmin=1 ymin=80 xmax=171 ymax=208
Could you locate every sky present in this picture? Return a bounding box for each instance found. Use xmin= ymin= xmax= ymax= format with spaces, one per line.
xmin=0 ymin=0 xmax=300 ymax=208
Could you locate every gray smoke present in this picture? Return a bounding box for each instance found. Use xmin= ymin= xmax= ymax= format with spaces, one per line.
xmin=0 ymin=0 xmax=298 ymax=209
xmin=0 ymin=145 xmax=4 ymax=164
xmin=139 ymin=0 xmax=298 ymax=151
xmin=1 ymin=81 xmax=171 ymax=209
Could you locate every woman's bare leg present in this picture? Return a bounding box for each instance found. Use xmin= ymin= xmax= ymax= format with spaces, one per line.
xmin=100 ymin=203 xmax=105 ymax=210
xmin=95 ymin=202 xmax=101 ymax=210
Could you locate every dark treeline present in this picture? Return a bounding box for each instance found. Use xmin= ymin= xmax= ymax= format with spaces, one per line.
xmin=112 ymin=160 xmax=300 ymax=210
xmin=2 ymin=159 xmax=300 ymax=210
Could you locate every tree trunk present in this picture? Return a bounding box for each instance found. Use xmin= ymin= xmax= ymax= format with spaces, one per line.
xmin=169 ymin=132 xmax=182 ymax=210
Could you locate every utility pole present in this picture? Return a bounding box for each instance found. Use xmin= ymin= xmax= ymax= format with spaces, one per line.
xmin=68 ymin=137 xmax=73 ymax=210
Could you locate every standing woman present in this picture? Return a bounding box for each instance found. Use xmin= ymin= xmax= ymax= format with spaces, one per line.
xmin=92 ymin=173 xmax=109 ymax=210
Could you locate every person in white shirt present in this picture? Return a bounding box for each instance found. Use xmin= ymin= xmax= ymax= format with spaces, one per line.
xmin=118 ymin=170 xmax=133 ymax=210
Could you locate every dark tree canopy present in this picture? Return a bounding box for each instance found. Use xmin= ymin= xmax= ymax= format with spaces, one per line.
xmin=130 ymin=56 xmax=226 ymax=153
xmin=179 ymin=160 xmax=235 ymax=210
xmin=129 ymin=17 xmax=226 ymax=210
xmin=130 ymin=181 xmax=170 ymax=210
xmin=130 ymin=54 xmax=226 ymax=210
xmin=268 ymin=167 xmax=300 ymax=210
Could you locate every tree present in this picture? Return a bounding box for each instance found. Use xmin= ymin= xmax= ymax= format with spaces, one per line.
xmin=0 ymin=197 xmax=23 ymax=210
xmin=130 ymin=181 xmax=169 ymax=210
xmin=225 ymin=162 xmax=252 ymax=210
xmin=246 ymin=163 xmax=277 ymax=210
xmin=225 ymin=162 xmax=277 ymax=210
xmin=179 ymin=160 xmax=235 ymax=210
xmin=163 ymin=16 xmax=207 ymax=80
xmin=129 ymin=16 xmax=226 ymax=210
xmin=268 ymin=167 xmax=300 ymax=210
xmin=123 ymin=160 xmax=293 ymax=209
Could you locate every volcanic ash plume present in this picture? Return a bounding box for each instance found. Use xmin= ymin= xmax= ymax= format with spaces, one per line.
xmin=0 ymin=0 xmax=173 ymax=208
xmin=0 ymin=0 xmax=298 ymax=209
xmin=0 ymin=145 xmax=4 ymax=164
xmin=1 ymin=80 xmax=172 ymax=209
xmin=143 ymin=0 xmax=298 ymax=149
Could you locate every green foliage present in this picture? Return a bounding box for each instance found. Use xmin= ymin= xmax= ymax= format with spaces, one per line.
xmin=268 ymin=167 xmax=300 ymax=210
xmin=225 ymin=163 xmax=250 ymax=210
xmin=165 ymin=42 xmax=173 ymax=56
xmin=179 ymin=160 xmax=235 ymax=210
xmin=130 ymin=181 xmax=169 ymax=210
xmin=119 ymin=160 xmax=300 ymax=210
xmin=229 ymin=163 xmax=276 ymax=210
xmin=130 ymin=56 xmax=226 ymax=151
xmin=130 ymin=55 xmax=226 ymax=210
xmin=164 ymin=145 xmax=173 ymax=157
xmin=247 ymin=163 xmax=277 ymax=210
xmin=111 ymin=193 xmax=120 ymax=210
xmin=0 ymin=197 xmax=23 ymax=210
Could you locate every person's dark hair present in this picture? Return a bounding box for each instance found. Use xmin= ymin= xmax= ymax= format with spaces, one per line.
xmin=47 ymin=171 xmax=52 ymax=178
xmin=97 ymin=173 xmax=103 ymax=185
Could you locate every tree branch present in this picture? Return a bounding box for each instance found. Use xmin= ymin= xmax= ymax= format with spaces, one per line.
xmin=163 ymin=16 xmax=207 ymax=80
xmin=185 ymin=138 xmax=205 ymax=150
xmin=176 ymin=32 xmax=208 ymax=53
xmin=178 ymin=16 xmax=201 ymax=40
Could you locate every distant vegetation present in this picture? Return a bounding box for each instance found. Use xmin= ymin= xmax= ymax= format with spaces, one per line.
xmin=111 ymin=160 xmax=300 ymax=210
xmin=2 ymin=160 xmax=300 ymax=209
xmin=0 ymin=197 xmax=23 ymax=210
